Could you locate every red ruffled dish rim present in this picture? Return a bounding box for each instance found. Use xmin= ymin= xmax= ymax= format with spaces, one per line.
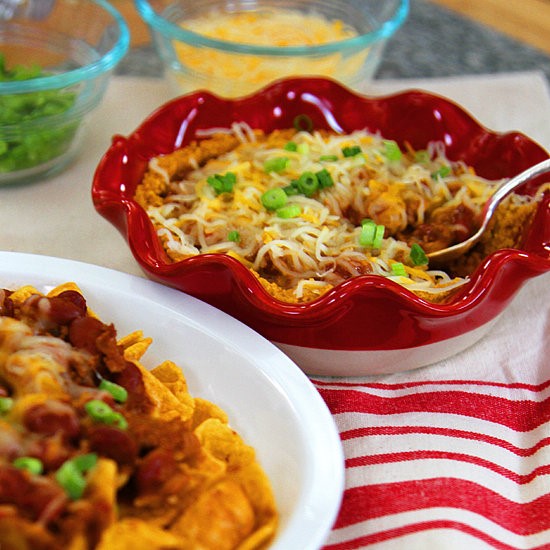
xmin=93 ymin=77 xmax=550 ymax=352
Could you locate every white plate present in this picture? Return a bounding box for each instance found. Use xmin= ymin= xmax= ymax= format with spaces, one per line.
xmin=0 ymin=251 xmax=344 ymax=550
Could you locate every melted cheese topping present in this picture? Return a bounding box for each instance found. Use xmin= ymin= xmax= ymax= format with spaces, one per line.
xmin=181 ymin=10 xmax=357 ymax=47
xmin=173 ymin=9 xmax=366 ymax=96
xmin=140 ymin=124 xmax=507 ymax=303
xmin=0 ymin=316 xmax=88 ymax=398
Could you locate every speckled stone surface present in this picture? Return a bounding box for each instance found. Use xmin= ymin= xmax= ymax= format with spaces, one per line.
xmin=116 ymin=0 xmax=550 ymax=82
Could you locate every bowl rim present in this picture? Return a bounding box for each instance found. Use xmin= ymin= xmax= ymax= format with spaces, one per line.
xmin=0 ymin=0 xmax=130 ymax=94
xmin=134 ymin=0 xmax=409 ymax=56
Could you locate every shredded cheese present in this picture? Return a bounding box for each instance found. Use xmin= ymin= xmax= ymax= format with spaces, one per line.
xmin=173 ymin=9 xmax=368 ymax=96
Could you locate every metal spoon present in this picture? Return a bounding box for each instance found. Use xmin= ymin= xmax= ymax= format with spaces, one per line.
xmin=427 ymin=157 xmax=550 ymax=265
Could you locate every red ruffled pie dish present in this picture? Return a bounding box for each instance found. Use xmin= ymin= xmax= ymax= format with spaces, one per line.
xmin=92 ymin=77 xmax=550 ymax=376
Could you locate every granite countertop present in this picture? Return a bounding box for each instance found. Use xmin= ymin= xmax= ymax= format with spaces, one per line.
xmin=116 ymin=0 xmax=550 ymax=83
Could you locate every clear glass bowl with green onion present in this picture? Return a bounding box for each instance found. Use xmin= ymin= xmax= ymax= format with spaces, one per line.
xmin=0 ymin=0 xmax=129 ymax=185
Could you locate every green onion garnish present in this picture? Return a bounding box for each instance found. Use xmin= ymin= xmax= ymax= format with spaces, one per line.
xmin=296 ymin=171 xmax=319 ymax=197
xmin=283 ymin=181 xmax=300 ymax=196
xmin=319 ymin=154 xmax=338 ymax=162
xmin=284 ymin=141 xmax=297 ymax=152
xmin=414 ymin=150 xmax=430 ymax=163
xmin=342 ymin=145 xmax=362 ymax=158
xmin=359 ymin=220 xmax=376 ymax=247
xmin=55 ymin=456 xmax=97 ymax=500
xmin=359 ymin=219 xmax=385 ymax=249
xmin=297 ymin=143 xmax=309 ymax=155
xmin=113 ymin=413 xmax=128 ymax=430
xmin=13 ymin=457 xmax=43 ymax=475
xmin=0 ymin=55 xmax=41 ymax=81
xmin=432 ymin=165 xmax=451 ymax=179
xmin=373 ymin=224 xmax=385 ymax=249
xmin=71 ymin=453 xmax=98 ymax=473
xmin=261 ymin=188 xmax=288 ymax=210
xmin=391 ymin=262 xmax=408 ymax=277
xmin=99 ymin=379 xmax=128 ymax=403
xmin=84 ymin=399 xmax=127 ymax=430
xmin=55 ymin=463 xmax=84 ymax=499
xmin=410 ymin=243 xmax=429 ymax=266
xmin=85 ymin=399 xmax=114 ymax=422
xmin=383 ymin=140 xmax=402 ymax=162
xmin=228 ymin=230 xmax=240 ymax=242
xmin=276 ymin=204 xmax=301 ymax=219
xmin=316 ymin=168 xmax=334 ymax=189
xmin=207 ymin=172 xmax=237 ymax=195
xmin=0 ymin=396 xmax=13 ymax=414
xmin=293 ymin=114 xmax=313 ymax=132
xmin=263 ymin=157 xmax=289 ymax=173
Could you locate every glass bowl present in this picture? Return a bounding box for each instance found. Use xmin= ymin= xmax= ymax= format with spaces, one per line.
xmin=92 ymin=77 xmax=550 ymax=376
xmin=134 ymin=0 xmax=409 ymax=97
xmin=0 ymin=0 xmax=129 ymax=186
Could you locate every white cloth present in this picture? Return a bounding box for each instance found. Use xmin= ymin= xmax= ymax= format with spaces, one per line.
xmin=1 ymin=72 xmax=549 ymax=550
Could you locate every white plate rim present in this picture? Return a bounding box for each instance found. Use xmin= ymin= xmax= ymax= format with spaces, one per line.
xmin=0 ymin=251 xmax=344 ymax=550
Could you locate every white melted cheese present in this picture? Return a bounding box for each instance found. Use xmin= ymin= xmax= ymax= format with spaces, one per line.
xmin=145 ymin=124 xmax=506 ymax=301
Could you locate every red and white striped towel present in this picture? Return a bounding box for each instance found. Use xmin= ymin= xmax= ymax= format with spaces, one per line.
xmin=313 ymin=272 xmax=550 ymax=549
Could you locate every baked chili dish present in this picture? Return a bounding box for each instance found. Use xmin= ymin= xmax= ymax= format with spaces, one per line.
xmin=134 ymin=123 xmax=546 ymax=304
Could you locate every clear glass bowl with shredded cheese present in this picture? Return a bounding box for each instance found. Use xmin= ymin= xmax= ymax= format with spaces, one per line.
xmin=135 ymin=0 xmax=409 ymax=97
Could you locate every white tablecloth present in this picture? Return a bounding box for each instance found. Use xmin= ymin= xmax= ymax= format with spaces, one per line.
xmin=1 ymin=71 xmax=550 ymax=550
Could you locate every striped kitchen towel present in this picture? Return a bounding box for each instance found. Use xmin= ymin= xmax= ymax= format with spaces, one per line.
xmin=313 ymin=272 xmax=550 ymax=550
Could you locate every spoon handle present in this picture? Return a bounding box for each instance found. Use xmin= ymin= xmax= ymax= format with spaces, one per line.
xmin=481 ymin=158 xmax=550 ymax=232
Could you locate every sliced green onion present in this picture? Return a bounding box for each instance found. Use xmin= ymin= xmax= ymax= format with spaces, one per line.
xmin=263 ymin=156 xmax=289 ymax=173
xmin=0 ymin=54 xmax=78 ymax=173
xmin=0 ymin=55 xmax=41 ymax=81
xmin=373 ymin=224 xmax=385 ymax=249
xmin=13 ymin=457 xmax=43 ymax=475
xmin=228 ymin=230 xmax=240 ymax=242
xmin=410 ymin=243 xmax=429 ymax=266
xmin=284 ymin=141 xmax=297 ymax=152
xmin=55 ymin=460 xmax=86 ymax=500
xmin=432 ymin=165 xmax=451 ymax=179
xmin=293 ymin=114 xmax=313 ymax=132
xmin=112 ymin=413 xmax=128 ymax=430
xmin=85 ymin=399 xmax=127 ymax=430
xmin=84 ymin=399 xmax=128 ymax=430
xmin=99 ymin=379 xmax=128 ymax=403
xmin=297 ymin=142 xmax=309 ymax=155
xmin=359 ymin=220 xmax=385 ymax=249
xmin=85 ymin=399 xmax=116 ymax=422
xmin=207 ymin=172 xmax=237 ymax=195
xmin=319 ymin=154 xmax=338 ymax=162
xmin=261 ymin=188 xmax=287 ymax=210
xmin=316 ymin=168 xmax=334 ymax=189
xmin=414 ymin=149 xmax=430 ymax=163
xmin=276 ymin=204 xmax=301 ymax=219
xmin=342 ymin=145 xmax=362 ymax=157
xmin=283 ymin=181 xmax=300 ymax=196
xmin=359 ymin=220 xmax=376 ymax=247
xmin=0 ymin=396 xmax=13 ymax=414
xmin=71 ymin=453 xmax=98 ymax=473
xmin=391 ymin=262 xmax=408 ymax=277
xmin=383 ymin=140 xmax=402 ymax=162
xmin=296 ymin=171 xmax=319 ymax=197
